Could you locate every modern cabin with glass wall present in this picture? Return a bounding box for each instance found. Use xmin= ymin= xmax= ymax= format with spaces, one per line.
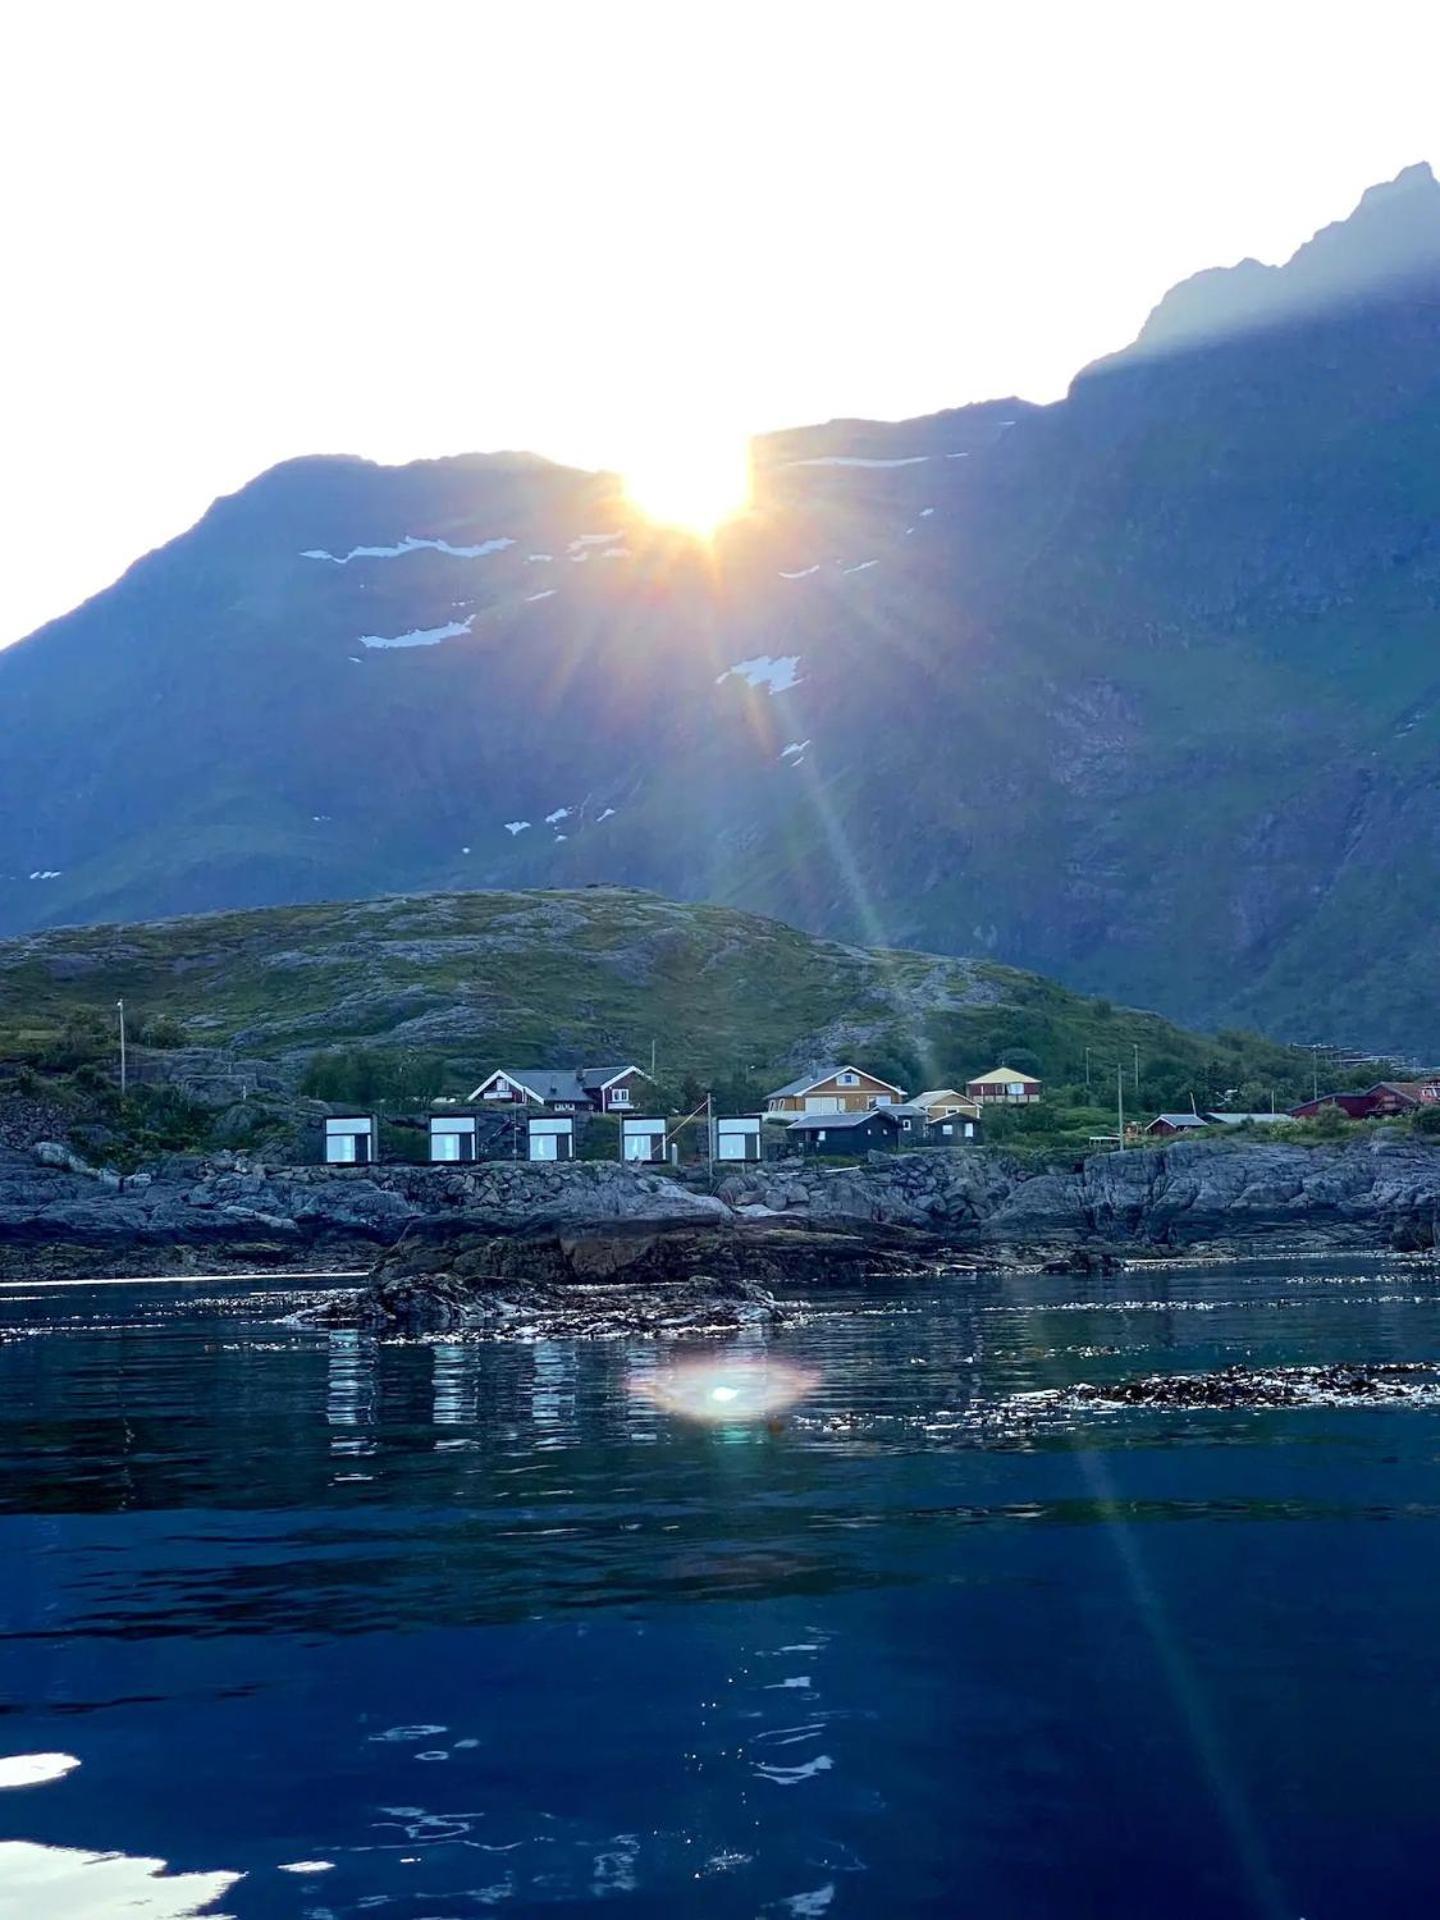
xmin=324 ymin=1114 xmax=377 ymax=1164
xmin=429 ymin=1112 xmax=479 ymax=1163
xmin=527 ymin=1116 xmax=575 ymax=1161
xmin=620 ymin=1116 xmax=668 ymax=1162
xmin=713 ymin=1115 xmax=763 ymax=1160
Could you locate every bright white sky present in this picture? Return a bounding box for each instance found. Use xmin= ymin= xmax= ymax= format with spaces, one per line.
xmin=3 ymin=0 xmax=1440 ymax=644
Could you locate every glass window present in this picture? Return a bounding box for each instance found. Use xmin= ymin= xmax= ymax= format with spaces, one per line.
xmin=610 ymin=1086 xmax=631 ymax=1107
xmin=432 ymin=1132 xmax=461 ymax=1161
xmin=529 ymin=1133 xmax=558 ymax=1161
xmin=838 ymin=1072 xmax=857 ymax=1086
xmin=326 ymin=1135 xmax=357 ymax=1164
xmin=623 ymin=1132 xmax=652 ymax=1159
xmin=717 ymin=1134 xmax=746 ymax=1160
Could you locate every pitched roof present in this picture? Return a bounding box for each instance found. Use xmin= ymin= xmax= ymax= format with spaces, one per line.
xmin=766 ymin=1064 xmax=905 ymax=1100
xmin=578 ymin=1064 xmax=647 ymax=1090
xmin=1204 ymin=1111 xmax=1290 ymax=1125
xmin=967 ymin=1066 xmax=1042 ymax=1085
xmin=913 ymin=1088 xmax=964 ymax=1105
xmin=787 ymin=1107 xmax=902 ymax=1131
xmin=1149 ymin=1112 xmax=1208 ymax=1128
xmin=467 ymin=1068 xmax=588 ymax=1104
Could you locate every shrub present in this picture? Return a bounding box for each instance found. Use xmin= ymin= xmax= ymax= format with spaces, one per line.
xmin=138 ymin=1014 xmax=187 ymax=1049
xmin=1412 ymin=1105 xmax=1440 ymax=1136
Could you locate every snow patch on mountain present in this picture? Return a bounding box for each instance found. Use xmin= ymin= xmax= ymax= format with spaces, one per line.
xmin=717 ymin=656 xmax=802 ymax=695
xmin=525 ymin=589 xmax=557 ymax=602
xmin=545 ymin=807 xmax=571 ymax=825
xmin=780 ymin=740 xmax=811 ymax=759
xmin=504 ymin=821 xmax=531 ymax=835
xmin=303 ymin=536 xmax=513 ymax=565
xmin=779 ymin=565 xmax=821 ymax=580
xmin=842 ymin=560 xmax=878 ymax=574
xmin=357 ymin=617 xmax=473 ymax=650
xmin=785 ymin=455 xmax=931 ymax=468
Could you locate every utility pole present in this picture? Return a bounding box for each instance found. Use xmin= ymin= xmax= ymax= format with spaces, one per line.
xmin=706 ymin=1091 xmax=714 ymax=1184
xmin=650 ymin=1037 xmax=657 ymax=1079
xmin=1117 ymin=1062 xmax=1125 ymax=1152
xmin=116 ymin=999 xmax=127 ymax=1098
xmin=1084 ymin=1046 xmax=1091 ymax=1098
xmin=1133 ymin=1041 xmax=1140 ymax=1096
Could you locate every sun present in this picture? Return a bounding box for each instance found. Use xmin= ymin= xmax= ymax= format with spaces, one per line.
xmin=623 ymin=433 xmax=752 ymax=538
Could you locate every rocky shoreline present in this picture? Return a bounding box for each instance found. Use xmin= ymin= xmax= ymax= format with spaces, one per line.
xmin=4 ymin=1134 xmax=1440 ymax=1287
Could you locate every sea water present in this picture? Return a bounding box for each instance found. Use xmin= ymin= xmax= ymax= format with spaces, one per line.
xmin=2 ymin=1257 xmax=1439 ymax=1917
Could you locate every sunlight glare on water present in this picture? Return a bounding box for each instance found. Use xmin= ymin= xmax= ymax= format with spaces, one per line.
xmin=630 ymin=1354 xmax=819 ymax=1423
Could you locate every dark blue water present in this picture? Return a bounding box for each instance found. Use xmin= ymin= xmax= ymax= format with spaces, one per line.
xmin=3 ymin=1259 xmax=1440 ymax=1918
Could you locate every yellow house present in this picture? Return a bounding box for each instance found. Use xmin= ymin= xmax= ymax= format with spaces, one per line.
xmin=912 ymin=1088 xmax=982 ymax=1122
xmin=965 ymin=1066 xmax=1042 ymax=1104
xmin=765 ymin=1063 xmax=908 ymax=1116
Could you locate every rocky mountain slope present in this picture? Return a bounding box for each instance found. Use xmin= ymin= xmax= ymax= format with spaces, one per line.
xmin=7 ymin=167 xmax=1440 ymax=1050
xmin=0 ymin=886 xmax=1309 ymax=1103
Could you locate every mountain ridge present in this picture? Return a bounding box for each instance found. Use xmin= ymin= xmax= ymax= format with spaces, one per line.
xmin=6 ymin=167 xmax=1440 ymax=1052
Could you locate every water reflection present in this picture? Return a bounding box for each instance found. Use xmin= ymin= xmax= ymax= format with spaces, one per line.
xmin=325 ymin=1329 xmax=376 ymax=1457
xmin=2 ymin=1261 xmax=1440 ymax=1917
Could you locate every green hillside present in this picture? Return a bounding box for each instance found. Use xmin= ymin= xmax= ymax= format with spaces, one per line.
xmin=0 ymin=886 xmax=1322 ymax=1117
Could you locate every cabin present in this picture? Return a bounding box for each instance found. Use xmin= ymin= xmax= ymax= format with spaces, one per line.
xmin=324 ymin=1114 xmax=377 ymax=1165
xmin=527 ymin=1115 xmax=574 ymax=1161
xmin=765 ymin=1064 xmax=907 ymax=1116
xmin=620 ymin=1115 xmax=668 ymax=1163
xmin=713 ymin=1115 xmax=763 ymax=1161
xmin=579 ymin=1066 xmax=651 ymax=1112
xmin=786 ymin=1108 xmax=904 ymax=1154
xmin=1205 ymin=1112 xmax=1291 ymax=1129
xmin=1291 ymin=1080 xmax=1440 ymax=1121
xmin=1146 ymin=1112 xmax=1210 ymax=1137
xmin=429 ymin=1111 xmax=479 ymax=1162
xmin=912 ymin=1088 xmax=981 ymax=1122
xmin=965 ymin=1066 xmax=1042 ymax=1104
xmin=468 ymin=1064 xmax=651 ymax=1114
xmin=885 ymin=1102 xmax=932 ymax=1140
xmin=926 ymin=1111 xmax=979 ymax=1145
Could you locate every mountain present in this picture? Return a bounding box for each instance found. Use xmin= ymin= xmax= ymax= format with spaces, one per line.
xmin=5 ymin=166 xmax=1440 ymax=1052
xmin=0 ymin=886 xmax=1312 ymax=1105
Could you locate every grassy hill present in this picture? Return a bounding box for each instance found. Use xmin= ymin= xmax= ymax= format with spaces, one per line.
xmin=0 ymin=886 xmax=1324 ymax=1121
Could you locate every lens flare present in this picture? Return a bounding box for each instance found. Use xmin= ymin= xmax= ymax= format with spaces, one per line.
xmin=631 ymin=1356 xmax=818 ymax=1423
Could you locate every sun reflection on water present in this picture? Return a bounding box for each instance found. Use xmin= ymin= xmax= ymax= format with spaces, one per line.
xmin=630 ymin=1355 xmax=818 ymax=1424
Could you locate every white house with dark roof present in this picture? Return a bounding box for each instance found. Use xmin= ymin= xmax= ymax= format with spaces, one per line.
xmin=765 ymin=1064 xmax=908 ymax=1116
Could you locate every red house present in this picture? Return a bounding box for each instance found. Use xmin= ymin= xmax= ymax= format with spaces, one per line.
xmin=1290 ymin=1079 xmax=1440 ymax=1121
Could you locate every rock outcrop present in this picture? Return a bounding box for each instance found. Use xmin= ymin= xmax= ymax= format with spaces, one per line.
xmin=1019 ymin=1362 xmax=1440 ymax=1414
xmin=5 ymin=1133 xmax=1440 ymax=1280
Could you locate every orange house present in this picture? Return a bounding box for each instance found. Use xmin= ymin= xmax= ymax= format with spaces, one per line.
xmin=765 ymin=1063 xmax=908 ymax=1116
